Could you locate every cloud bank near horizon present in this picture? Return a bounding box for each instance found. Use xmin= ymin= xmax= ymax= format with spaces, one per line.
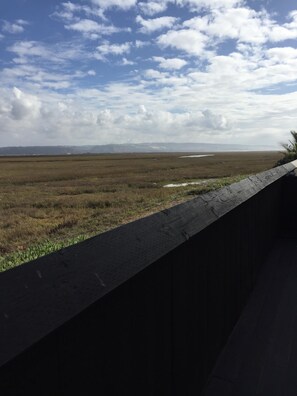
xmin=1 ymin=0 xmax=297 ymax=147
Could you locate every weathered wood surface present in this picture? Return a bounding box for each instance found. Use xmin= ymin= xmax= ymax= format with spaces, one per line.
xmin=0 ymin=162 xmax=294 ymax=369
xmin=0 ymin=160 xmax=296 ymax=396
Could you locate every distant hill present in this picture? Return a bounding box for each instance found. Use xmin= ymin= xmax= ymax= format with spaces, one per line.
xmin=0 ymin=143 xmax=277 ymax=156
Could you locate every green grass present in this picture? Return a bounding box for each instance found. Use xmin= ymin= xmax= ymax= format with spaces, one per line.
xmin=0 ymin=235 xmax=88 ymax=272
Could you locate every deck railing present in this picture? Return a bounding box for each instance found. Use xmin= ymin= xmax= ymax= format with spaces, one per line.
xmin=1 ymin=160 xmax=296 ymax=395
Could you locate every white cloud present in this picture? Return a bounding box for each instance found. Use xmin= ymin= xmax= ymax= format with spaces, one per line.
xmin=10 ymin=87 xmax=41 ymax=120
xmin=121 ymin=57 xmax=135 ymax=65
xmin=2 ymin=20 xmax=28 ymax=34
xmin=87 ymin=69 xmax=97 ymax=76
xmin=53 ymin=2 xmax=89 ymax=21
xmin=157 ymin=29 xmax=208 ymax=56
xmin=138 ymin=1 xmax=168 ymax=15
xmin=202 ymin=43 xmax=297 ymax=91
xmin=266 ymin=47 xmax=297 ymax=63
xmin=53 ymin=2 xmax=106 ymax=22
xmin=7 ymin=40 xmax=88 ymax=66
xmin=135 ymin=39 xmax=149 ymax=48
xmin=202 ymin=109 xmax=229 ymax=130
xmin=97 ymin=109 xmax=114 ymax=125
xmin=90 ymin=0 xmax=137 ymax=10
xmin=16 ymin=19 xmax=28 ymax=26
xmin=1 ymin=55 xmax=95 ymax=91
xmin=2 ymin=67 xmax=59 ymax=90
xmin=3 ymin=1 xmax=297 ymax=147
xmin=65 ymin=19 xmax=128 ymax=38
xmin=0 ymin=79 xmax=296 ymax=147
xmin=269 ymin=10 xmax=297 ymax=42
xmin=8 ymin=41 xmax=51 ymax=59
xmin=136 ymin=15 xmax=177 ymax=34
xmin=177 ymin=0 xmax=242 ymax=11
xmin=138 ymin=104 xmax=147 ymax=114
xmin=269 ymin=26 xmax=297 ymax=42
xmin=59 ymin=1 xmax=79 ymax=14
xmin=184 ymin=8 xmax=272 ymax=45
xmin=285 ymin=10 xmax=297 ymax=28
xmin=95 ymin=41 xmax=131 ymax=60
xmin=144 ymin=69 xmax=168 ymax=80
xmin=182 ymin=6 xmax=297 ymax=46
xmin=152 ymin=56 xmax=187 ymax=70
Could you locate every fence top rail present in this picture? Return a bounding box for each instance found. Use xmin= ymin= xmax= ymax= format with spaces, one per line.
xmin=0 ymin=160 xmax=296 ymax=367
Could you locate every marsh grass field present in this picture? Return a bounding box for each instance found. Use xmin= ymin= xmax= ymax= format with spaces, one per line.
xmin=0 ymin=151 xmax=282 ymax=271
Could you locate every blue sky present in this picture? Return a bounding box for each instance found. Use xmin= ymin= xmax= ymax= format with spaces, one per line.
xmin=1 ymin=0 xmax=297 ymax=147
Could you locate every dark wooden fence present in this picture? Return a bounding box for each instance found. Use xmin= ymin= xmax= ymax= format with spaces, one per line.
xmin=0 ymin=160 xmax=296 ymax=396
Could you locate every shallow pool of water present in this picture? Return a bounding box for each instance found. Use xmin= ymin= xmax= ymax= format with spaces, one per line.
xmin=179 ymin=154 xmax=214 ymax=158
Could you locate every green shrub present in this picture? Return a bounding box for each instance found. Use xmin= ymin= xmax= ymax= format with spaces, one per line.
xmin=275 ymin=131 xmax=297 ymax=166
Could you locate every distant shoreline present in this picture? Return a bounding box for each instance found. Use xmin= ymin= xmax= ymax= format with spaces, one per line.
xmin=0 ymin=143 xmax=279 ymax=156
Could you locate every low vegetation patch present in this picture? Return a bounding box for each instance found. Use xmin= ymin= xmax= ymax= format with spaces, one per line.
xmin=0 ymin=152 xmax=281 ymax=270
xmin=0 ymin=235 xmax=87 ymax=272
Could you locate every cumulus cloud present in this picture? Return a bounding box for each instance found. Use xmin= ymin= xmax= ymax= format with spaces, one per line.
xmin=121 ymin=57 xmax=135 ymax=65
xmin=182 ymin=6 xmax=297 ymax=46
xmin=135 ymin=39 xmax=149 ymax=48
xmin=137 ymin=107 xmax=175 ymax=125
xmin=95 ymin=41 xmax=131 ymax=60
xmin=90 ymin=0 xmax=137 ymax=10
xmin=54 ymin=1 xmax=80 ymax=19
xmin=0 ymin=61 xmax=96 ymax=92
xmin=53 ymin=3 xmax=132 ymax=37
xmin=2 ymin=19 xmax=28 ymax=34
xmin=138 ymin=104 xmax=147 ymax=114
xmin=266 ymin=47 xmax=297 ymax=62
xmin=177 ymin=0 xmax=242 ymax=11
xmin=7 ymin=40 xmax=88 ymax=66
xmin=52 ymin=1 xmax=106 ymax=21
xmin=65 ymin=19 xmax=129 ymax=38
xmin=202 ymin=109 xmax=229 ymax=130
xmin=8 ymin=41 xmax=51 ymax=59
xmin=9 ymin=87 xmax=41 ymax=120
xmin=138 ymin=1 xmax=168 ymax=15
xmin=199 ymin=44 xmax=297 ymax=92
xmin=0 ymin=80 xmax=296 ymax=147
xmin=269 ymin=10 xmax=297 ymax=42
xmin=87 ymin=69 xmax=96 ymax=76
xmin=136 ymin=15 xmax=177 ymax=34
xmin=157 ymin=29 xmax=208 ymax=56
xmin=152 ymin=56 xmax=187 ymax=70
xmin=2 ymin=0 xmax=297 ymax=147
xmin=144 ymin=69 xmax=168 ymax=80
xmin=97 ymin=109 xmax=114 ymax=125
xmin=183 ymin=8 xmax=272 ymax=45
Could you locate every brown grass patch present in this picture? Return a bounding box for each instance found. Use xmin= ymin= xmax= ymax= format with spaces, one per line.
xmin=0 ymin=152 xmax=281 ymax=258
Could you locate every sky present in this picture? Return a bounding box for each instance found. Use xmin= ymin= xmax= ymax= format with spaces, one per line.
xmin=1 ymin=0 xmax=297 ymax=147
